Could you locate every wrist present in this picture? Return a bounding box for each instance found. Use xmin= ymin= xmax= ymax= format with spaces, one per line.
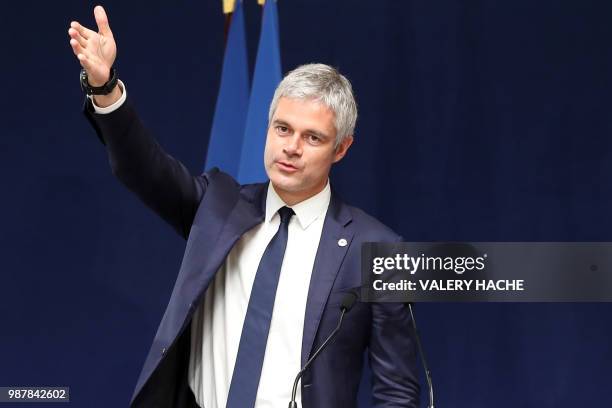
xmin=92 ymin=81 xmax=123 ymax=108
xmin=88 ymin=68 xmax=110 ymax=87
xmin=81 ymin=67 xmax=118 ymax=95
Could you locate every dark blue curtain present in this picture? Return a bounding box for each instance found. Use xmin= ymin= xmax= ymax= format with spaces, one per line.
xmin=2 ymin=1 xmax=611 ymax=406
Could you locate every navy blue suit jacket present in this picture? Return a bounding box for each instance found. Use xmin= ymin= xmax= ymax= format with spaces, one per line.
xmin=84 ymin=97 xmax=420 ymax=408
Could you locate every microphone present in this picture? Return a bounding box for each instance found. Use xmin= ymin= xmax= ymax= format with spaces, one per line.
xmin=288 ymin=291 xmax=358 ymax=408
xmin=407 ymin=303 xmax=434 ymax=408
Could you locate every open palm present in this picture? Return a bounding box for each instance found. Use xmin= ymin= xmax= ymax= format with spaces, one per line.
xmin=68 ymin=6 xmax=116 ymax=87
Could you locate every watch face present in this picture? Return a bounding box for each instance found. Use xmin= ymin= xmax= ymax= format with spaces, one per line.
xmin=80 ymin=70 xmax=90 ymax=93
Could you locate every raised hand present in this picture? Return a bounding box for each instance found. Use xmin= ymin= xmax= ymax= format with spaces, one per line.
xmin=68 ymin=5 xmax=116 ymax=87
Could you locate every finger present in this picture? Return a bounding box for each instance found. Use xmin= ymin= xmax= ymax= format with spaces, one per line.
xmin=70 ymin=21 xmax=95 ymax=40
xmin=68 ymin=28 xmax=87 ymax=49
xmin=94 ymin=5 xmax=112 ymax=37
xmin=77 ymin=53 xmax=95 ymax=72
xmin=69 ymin=38 xmax=85 ymax=56
xmin=71 ymin=41 xmax=99 ymax=66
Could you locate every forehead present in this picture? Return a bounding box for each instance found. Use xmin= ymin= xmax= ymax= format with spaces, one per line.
xmin=273 ymin=97 xmax=336 ymax=136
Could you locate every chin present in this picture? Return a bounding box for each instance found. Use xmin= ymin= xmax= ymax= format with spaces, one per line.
xmin=268 ymin=173 xmax=302 ymax=191
xmin=271 ymin=178 xmax=301 ymax=193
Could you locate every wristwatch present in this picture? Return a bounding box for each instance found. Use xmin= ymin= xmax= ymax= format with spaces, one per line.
xmin=80 ymin=68 xmax=118 ymax=95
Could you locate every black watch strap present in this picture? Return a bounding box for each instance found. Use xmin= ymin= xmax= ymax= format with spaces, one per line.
xmin=80 ymin=68 xmax=118 ymax=95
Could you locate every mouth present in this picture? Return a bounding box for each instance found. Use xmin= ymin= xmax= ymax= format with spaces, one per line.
xmin=275 ymin=160 xmax=299 ymax=173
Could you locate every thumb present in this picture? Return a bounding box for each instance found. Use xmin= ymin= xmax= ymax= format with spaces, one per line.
xmin=94 ymin=5 xmax=112 ymax=37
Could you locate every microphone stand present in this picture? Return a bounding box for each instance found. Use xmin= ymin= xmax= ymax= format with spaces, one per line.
xmin=288 ymin=291 xmax=357 ymax=408
xmin=408 ymin=303 xmax=434 ymax=408
xmin=288 ymin=308 xmax=346 ymax=408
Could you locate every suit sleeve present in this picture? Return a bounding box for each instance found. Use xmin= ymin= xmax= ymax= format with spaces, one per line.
xmin=369 ymin=236 xmax=421 ymax=407
xmin=83 ymin=97 xmax=207 ymax=239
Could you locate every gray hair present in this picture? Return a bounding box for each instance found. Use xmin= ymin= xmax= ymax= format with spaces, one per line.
xmin=268 ymin=63 xmax=358 ymax=147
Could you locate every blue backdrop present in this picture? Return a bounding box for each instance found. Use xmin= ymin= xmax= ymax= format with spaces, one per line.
xmin=1 ymin=0 xmax=611 ymax=406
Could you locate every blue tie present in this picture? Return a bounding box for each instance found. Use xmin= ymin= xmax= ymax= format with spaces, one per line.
xmin=226 ymin=206 xmax=295 ymax=408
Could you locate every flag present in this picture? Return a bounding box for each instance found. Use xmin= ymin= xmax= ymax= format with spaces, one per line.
xmin=237 ymin=0 xmax=282 ymax=184
xmin=204 ymin=0 xmax=249 ymax=177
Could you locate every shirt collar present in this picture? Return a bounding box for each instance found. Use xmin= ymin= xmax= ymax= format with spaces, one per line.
xmin=265 ymin=181 xmax=331 ymax=230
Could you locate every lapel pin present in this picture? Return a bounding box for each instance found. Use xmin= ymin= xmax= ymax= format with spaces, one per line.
xmin=338 ymin=238 xmax=348 ymax=247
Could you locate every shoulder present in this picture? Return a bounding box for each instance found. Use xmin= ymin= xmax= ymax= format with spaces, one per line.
xmin=200 ymin=167 xmax=267 ymax=205
xmin=335 ymin=196 xmax=401 ymax=243
xmin=202 ymin=168 xmax=265 ymax=193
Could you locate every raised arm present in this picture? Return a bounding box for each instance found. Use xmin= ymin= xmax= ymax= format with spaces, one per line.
xmin=68 ymin=6 xmax=206 ymax=238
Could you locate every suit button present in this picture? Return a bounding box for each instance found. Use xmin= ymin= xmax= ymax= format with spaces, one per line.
xmin=161 ymin=347 xmax=167 ymax=355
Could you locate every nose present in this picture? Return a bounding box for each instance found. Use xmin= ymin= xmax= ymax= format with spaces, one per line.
xmin=283 ymin=134 xmax=302 ymax=157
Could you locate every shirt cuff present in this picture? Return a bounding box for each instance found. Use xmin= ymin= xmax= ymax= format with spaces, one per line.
xmin=88 ymin=80 xmax=127 ymax=114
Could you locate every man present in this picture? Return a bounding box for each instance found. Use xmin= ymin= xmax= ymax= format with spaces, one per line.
xmin=69 ymin=5 xmax=420 ymax=408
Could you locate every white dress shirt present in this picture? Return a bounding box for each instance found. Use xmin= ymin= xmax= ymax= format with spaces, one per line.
xmin=90 ymin=86 xmax=331 ymax=407
xmin=188 ymin=182 xmax=330 ymax=408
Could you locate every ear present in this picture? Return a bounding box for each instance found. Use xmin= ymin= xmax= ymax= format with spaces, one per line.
xmin=333 ymin=135 xmax=354 ymax=163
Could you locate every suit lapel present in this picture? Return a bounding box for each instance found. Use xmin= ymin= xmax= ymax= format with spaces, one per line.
xmin=193 ymin=183 xmax=267 ymax=300
xmin=301 ymin=192 xmax=354 ymax=366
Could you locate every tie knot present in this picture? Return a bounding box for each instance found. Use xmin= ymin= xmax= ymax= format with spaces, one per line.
xmin=278 ymin=206 xmax=295 ymax=224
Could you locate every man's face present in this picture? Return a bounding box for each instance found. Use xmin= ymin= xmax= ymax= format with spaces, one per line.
xmin=264 ymin=97 xmax=353 ymax=205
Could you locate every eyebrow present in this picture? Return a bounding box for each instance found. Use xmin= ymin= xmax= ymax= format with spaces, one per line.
xmin=272 ymin=119 xmax=330 ymax=141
